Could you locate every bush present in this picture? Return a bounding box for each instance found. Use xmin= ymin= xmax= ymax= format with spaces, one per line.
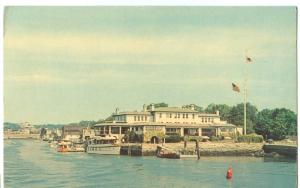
xmin=188 ymin=136 xmax=202 ymax=142
xmin=237 ymin=134 xmax=263 ymax=143
xmin=165 ymin=135 xmax=181 ymax=143
xmin=210 ymin=136 xmax=221 ymax=141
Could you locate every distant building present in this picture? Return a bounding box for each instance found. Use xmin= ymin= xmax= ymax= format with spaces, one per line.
xmin=94 ymin=104 xmax=239 ymax=143
xmin=62 ymin=125 xmax=83 ymax=141
xmin=82 ymin=127 xmax=95 ymax=140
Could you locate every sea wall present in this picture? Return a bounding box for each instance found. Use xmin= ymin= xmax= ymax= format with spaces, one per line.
xmin=263 ymin=144 xmax=297 ymax=158
xmin=120 ymin=142 xmax=265 ymax=157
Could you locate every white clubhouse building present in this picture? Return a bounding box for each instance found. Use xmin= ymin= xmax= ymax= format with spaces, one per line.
xmin=94 ymin=104 xmax=242 ymax=143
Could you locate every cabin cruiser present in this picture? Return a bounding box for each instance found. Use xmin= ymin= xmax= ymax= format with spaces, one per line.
xmin=86 ymin=135 xmax=120 ymax=155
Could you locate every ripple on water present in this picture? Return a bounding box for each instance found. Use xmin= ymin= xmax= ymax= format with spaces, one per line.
xmin=5 ymin=140 xmax=297 ymax=188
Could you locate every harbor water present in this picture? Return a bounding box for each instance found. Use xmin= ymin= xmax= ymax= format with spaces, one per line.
xmin=4 ymin=139 xmax=297 ymax=188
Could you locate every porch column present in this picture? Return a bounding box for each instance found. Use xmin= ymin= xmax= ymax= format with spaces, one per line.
xmin=119 ymin=126 xmax=121 ymax=135
xmin=198 ymin=128 xmax=202 ymax=136
xmin=108 ymin=126 xmax=111 ymax=134
xmin=180 ymin=128 xmax=184 ymax=136
xmin=216 ymin=128 xmax=220 ymax=136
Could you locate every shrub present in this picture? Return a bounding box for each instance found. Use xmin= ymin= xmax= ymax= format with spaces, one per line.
xmin=165 ymin=135 xmax=181 ymax=143
xmin=188 ymin=136 xmax=202 ymax=142
xmin=210 ymin=136 xmax=221 ymax=141
xmin=237 ymin=134 xmax=263 ymax=143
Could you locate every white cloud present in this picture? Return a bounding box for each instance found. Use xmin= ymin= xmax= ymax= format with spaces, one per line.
xmin=4 ymin=27 xmax=295 ymax=65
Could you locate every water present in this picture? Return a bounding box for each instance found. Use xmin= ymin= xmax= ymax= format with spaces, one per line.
xmin=4 ymin=139 xmax=297 ymax=188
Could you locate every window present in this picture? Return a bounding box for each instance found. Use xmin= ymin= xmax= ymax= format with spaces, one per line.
xmin=121 ymin=127 xmax=129 ymax=134
xmin=202 ymin=118 xmax=204 ymax=123
xmin=159 ymin=113 xmax=162 ymax=118
xmin=141 ymin=116 xmax=144 ymax=121
xmin=134 ymin=116 xmax=136 ymax=121
xmin=178 ymin=114 xmax=180 ymax=118
xmin=169 ymin=113 xmax=172 ymax=118
xmin=192 ymin=114 xmax=195 ymax=119
xmin=111 ymin=127 xmax=120 ymax=134
xmin=145 ymin=116 xmax=147 ymax=121
xmin=208 ymin=118 xmax=210 ymax=122
xmin=138 ymin=116 xmax=140 ymax=121
xmin=105 ymin=126 xmax=109 ymax=134
xmin=183 ymin=114 xmax=185 ymax=118
xmin=211 ymin=118 xmax=214 ymax=123
xmin=186 ymin=114 xmax=189 ymax=118
xmin=205 ymin=118 xmax=207 ymax=123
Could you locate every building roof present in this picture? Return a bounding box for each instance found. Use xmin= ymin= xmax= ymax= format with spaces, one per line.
xmin=114 ymin=111 xmax=150 ymax=115
xmin=151 ymin=107 xmax=218 ymax=116
xmin=94 ymin=122 xmax=236 ymax=128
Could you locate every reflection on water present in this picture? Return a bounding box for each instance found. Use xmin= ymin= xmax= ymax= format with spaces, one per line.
xmin=4 ymin=139 xmax=297 ymax=188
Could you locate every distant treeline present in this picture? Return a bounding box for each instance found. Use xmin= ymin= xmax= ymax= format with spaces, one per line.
xmin=4 ymin=120 xmax=98 ymax=131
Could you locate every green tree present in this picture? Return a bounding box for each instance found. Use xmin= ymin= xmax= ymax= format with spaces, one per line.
xmin=255 ymin=108 xmax=297 ymax=140
xmin=147 ymin=102 xmax=168 ymax=110
xmin=205 ymin=104 xmax=232 ymax=121
xmin=228 ymin=103 xmax=258 ymax=134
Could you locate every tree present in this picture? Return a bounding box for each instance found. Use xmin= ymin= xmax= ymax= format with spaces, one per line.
xmin=228 ymin=103 xmax=258 ymax=134
xmin=147 ymin=102 xmax=168 ymax=110
xmin=205 ymin=104 xmax=232 ymax=121
xmin=255 ymin=108 xmax=297 ymax=140
xmin=182 ymin=104 xmax=204 ymax=112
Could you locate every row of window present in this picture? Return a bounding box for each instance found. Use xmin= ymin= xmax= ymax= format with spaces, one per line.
xmin=159 ymin=113 xmax=215 ymax=122
xmin=115 ymin=115 xmax=126 ymax=122
xmin=134 ymin=115 xmax=148 ymax=122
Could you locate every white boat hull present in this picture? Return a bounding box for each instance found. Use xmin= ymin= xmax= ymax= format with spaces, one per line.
xmin=87 ymin=144 xmax=120 ymax=155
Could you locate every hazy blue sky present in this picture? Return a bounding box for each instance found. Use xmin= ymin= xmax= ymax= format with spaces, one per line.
xmin=4 ymin=7 xmax=297 ymax=124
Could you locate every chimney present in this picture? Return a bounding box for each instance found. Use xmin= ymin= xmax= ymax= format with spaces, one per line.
xmin=150 ymin=103 xmax=155 ymax=111
xmin=115 ymin=107 xmax=119 ymax=114
xmin=190 ymin=104 xmax=195 ymax=111
xmin=143 ymin=104 xmax=147 ymax=112
xmin=216 ymin=110 xmax=219 ymax=116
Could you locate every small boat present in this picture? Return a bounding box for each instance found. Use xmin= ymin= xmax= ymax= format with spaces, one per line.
xmin=49 ymin=141 xmax=58 ymax=148
xmin=156 ymin=146 xmax=179 ymax=159
xmin=57 ymin=140 xmax=85 ymax=152
xmin=86 ymin=136 xmax=120 ymax=155
xmin=178 ymin=149 xmax=198 ymax=159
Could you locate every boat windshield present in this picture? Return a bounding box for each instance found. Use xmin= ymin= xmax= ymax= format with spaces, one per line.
xmin=93 ymin=139 xmax=116 ymax=144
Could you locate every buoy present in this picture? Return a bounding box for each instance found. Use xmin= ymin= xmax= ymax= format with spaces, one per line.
xmin=226 ymin=167 xmax=233 ymax=179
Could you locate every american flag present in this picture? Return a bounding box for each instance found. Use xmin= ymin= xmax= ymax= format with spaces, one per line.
xmin=232 ymin=83 xmax=240 ymax=93
xmin=245 ymin=56 xmax=252 ymax=63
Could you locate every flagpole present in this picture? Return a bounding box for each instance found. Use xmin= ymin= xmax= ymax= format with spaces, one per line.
xmin=243 ymin=52 xmax=249 ymax=135
xmin=244 ymin=76 xmax=247 ymax=135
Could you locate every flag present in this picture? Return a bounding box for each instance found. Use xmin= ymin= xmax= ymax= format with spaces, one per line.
xmin=245 ymin=56 xmax=252 ymax=63
xmin=232 ymin=83 xmax=240 ymax=93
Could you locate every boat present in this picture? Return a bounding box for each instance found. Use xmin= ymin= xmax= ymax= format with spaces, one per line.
xmin=86 ymin=136 xmax=120 ymax=155
xmin=57 ymin=140 xmax=85 ymax=152
xmin=156 ymin=146 xmax=179 ymax=159
xmin=178 ymin=149 xmax=198 ymax=159
xmin=49 ymin=140 xmax=58 ymax=148
xmin=157 ymin=146 xmax=200 ymax=159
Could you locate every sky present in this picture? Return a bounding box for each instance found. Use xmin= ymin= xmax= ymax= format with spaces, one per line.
xmin=4 ymin=7 xmax=297 ymax=124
